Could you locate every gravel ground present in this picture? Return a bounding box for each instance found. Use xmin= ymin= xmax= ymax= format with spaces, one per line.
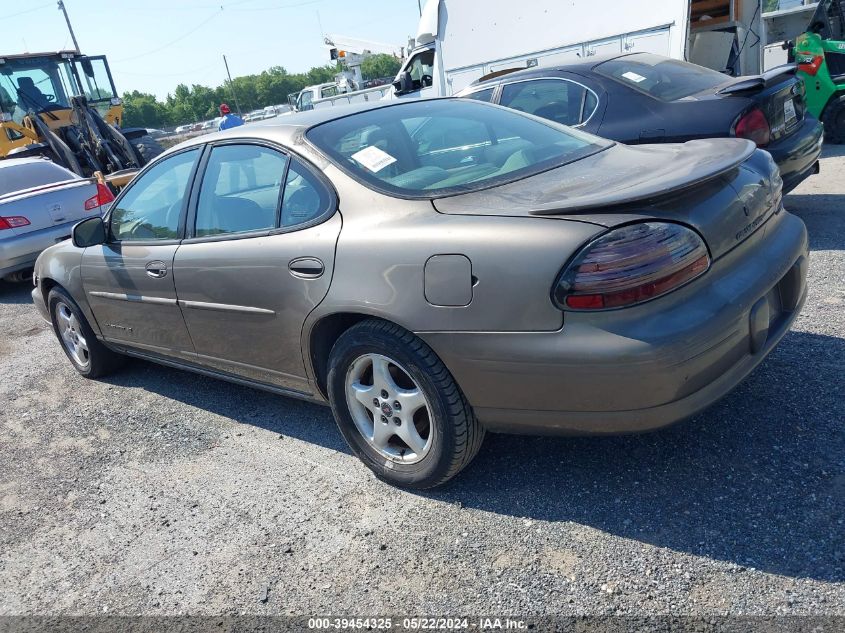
xmin=0 ymin=147 xmax=843 ymax=621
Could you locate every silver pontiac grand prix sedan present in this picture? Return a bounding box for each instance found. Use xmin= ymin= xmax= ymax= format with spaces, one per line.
xmin=31 ymin=99 xmax=808 ymax=488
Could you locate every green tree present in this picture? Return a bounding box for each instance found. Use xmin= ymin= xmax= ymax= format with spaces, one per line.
xmin=359 ymin=54 xmax=402 ymax=81
xmin=121 ymin=60 xmax=355 ymax=128
xmin=122 ymin=90 xmax=168 ymax=128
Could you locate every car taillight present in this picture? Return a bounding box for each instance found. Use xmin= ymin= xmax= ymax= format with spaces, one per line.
xmin=734 ymin=108 xmax=771 ymax=147
xmin=0 ymin=216 xmax=31 ymax=230
xmin=553 ymin=222 xmax=711 ymax=311
xmin=84 ymin=183 xmax=115 ymax=211
xmin=796 ymin=53 xmax=824 ymax=76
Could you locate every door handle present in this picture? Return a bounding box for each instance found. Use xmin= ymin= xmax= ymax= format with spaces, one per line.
xmin=145 ymin=260 xmax=168 ymax=278
xmin=288 ymin=257 xmax=324 ymax=279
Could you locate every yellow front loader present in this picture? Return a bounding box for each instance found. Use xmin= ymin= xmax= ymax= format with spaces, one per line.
xmin=1 ymin=51 xmax=162 ymax=187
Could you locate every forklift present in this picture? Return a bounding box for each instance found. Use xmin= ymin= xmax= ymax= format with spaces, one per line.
xmin=793 ymin=0 xmax=845 ymax=142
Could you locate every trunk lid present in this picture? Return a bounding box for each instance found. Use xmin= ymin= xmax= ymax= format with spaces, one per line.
xmin=432 ymin=139 xmax=778 ymax=259
xmin=718 ymin=66 xmax=807 ymax=143
xmin=0 ymin=179 xmax=99 ymax=237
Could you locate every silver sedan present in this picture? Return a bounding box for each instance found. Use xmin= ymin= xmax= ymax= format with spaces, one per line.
xmin=31 ymin=99 xmax=808 ymax=488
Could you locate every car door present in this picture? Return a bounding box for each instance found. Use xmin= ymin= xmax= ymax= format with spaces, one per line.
xmin=81 ymin=147 xmax=201 ymax=356
xmin=172 ymin=142 xmax=340 ymax=393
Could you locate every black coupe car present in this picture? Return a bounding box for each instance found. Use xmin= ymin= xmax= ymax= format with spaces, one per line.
xmin=458 ymin=53 xmax=823 ymax=193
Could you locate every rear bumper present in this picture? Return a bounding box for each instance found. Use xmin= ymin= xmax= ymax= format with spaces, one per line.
xmin=0 ymin=222 xmax=74 ymax=277
xmin=419 ymin=211 xmax=809 ymax=435
xmin=767 ymin=115 xmax=824 ymax=194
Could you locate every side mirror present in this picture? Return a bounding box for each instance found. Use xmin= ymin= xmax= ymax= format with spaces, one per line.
xmin=393 ymin=71 xmax=414 ymax=95
xmin=72 ymin=216 xmax=106 ymax=248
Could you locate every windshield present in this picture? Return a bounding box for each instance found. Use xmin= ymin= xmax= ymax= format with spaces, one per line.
xmin=306 ymin=99 xmax=609 ymax=198
xmin=595 ymin=53 xmax=729 ymax=101
xmin=0 ymin=56 xmax=76 ymax=123
xmin=0 ymin=55 xmax=116 ymax=123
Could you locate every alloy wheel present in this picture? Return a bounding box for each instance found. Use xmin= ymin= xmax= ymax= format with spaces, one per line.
xmin=344 ymin=353 xmax=434 ymax=464
xmin=55 ymin=302 xmax=90 ymax=369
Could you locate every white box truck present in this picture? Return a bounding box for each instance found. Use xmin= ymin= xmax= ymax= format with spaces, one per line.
xmin=389 ymin=0 xmax=768 ymax=100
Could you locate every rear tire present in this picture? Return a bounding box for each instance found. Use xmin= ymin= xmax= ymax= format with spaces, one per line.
xmin=822 ymin=94 xmax=845 ymax=144
xmin=327 ymin=319 xmax=484 ymax=489
xmin=48 ymin=287 xmax=124 ymax=379
xmin=131 ymin=135 xmax=164 ymax=165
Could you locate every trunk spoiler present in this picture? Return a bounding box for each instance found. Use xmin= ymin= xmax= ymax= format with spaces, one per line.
xmin=717 ymin=64 xmax=798 ymax=95
xmin=527 ymin=140 xmax=756 ymax=216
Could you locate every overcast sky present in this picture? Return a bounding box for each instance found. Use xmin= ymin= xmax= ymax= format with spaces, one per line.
xmin=4 ymin=0 xmax=422 ymax=100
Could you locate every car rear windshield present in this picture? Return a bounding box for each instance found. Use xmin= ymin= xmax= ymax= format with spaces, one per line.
xmin=0 ymin=160 xmax=76 ymax=197
xmin=594 ymin=53 xmax=729 ymax=102
xmin=305 ymin=99 xmax=609 ymax=198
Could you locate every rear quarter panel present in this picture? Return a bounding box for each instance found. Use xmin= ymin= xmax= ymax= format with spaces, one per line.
xmin=595 ymin=80 xmax=749 ymax=144
xmin=307 ymin=165 xmax=603 ymax=335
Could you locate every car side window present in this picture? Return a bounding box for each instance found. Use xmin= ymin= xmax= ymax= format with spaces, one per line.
xmin=195 ymin=144 xmax=288 ymax=237
xmin=406 ymin=49 xmax=435 ymax=89
xmin=462 ymin=87 xmax=495 ymax=103
xmin=280 ymin=159 xmax=332 ymax=228
xmin=499 ymin=79 xmax=597 ymax=126
xmin=110 ymin=148 xmax=200 ymax=241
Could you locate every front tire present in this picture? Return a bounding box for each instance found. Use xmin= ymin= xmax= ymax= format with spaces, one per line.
xmin=327 ymin=319 xmax=484 ymax=489
xmin=48 ymin=287 xmax=124 ymax=378
xmin=131 ymin=134 xmax=164 ymax=165
xmin=822 ymin=94 xmax=845 ymax=144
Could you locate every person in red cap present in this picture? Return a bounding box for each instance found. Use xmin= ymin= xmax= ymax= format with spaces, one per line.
xmin=217 ymin=103 xmax=244 ymax=130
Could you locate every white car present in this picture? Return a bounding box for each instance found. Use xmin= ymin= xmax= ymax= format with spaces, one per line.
xmin=0 ymin=158 xmax=113 ymax=282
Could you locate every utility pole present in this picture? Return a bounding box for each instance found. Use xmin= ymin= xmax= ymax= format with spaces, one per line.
xmin=222 ymin=55 xmax=243 ymax=117
xmin=57 ymin=1 xmax=81 ymax=54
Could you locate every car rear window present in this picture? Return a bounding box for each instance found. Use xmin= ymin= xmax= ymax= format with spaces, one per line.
xmin=594 ymin=53 xmax=728 ymax=102
xmin=305 ymin=99 xmax=609 ymax=198
xmin=0 ymin=160 xmax=77 ymax=197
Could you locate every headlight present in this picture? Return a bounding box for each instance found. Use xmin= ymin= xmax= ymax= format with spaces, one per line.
xmin=553 ymin=222 xmax=711 ymax=311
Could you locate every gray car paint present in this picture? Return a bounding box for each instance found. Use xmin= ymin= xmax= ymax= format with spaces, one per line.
xmin=31 ymin=100 xmax=809 ymax=435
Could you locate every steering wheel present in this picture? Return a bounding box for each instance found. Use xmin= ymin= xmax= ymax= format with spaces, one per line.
xmin=421 ymin=74 xmax=433 ymax=88
xmin=45 ymin=94 xmax=56 ymax=103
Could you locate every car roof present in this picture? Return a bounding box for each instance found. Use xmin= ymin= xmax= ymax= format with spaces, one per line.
xmin=467 ymin=52 xmax=642 ymax=90
xmin=171 ymin=101 xmax=397 ymax=150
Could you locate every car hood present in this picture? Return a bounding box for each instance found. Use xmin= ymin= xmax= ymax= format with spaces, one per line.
xmin=433 ymin=138 xmax=778 ymax=259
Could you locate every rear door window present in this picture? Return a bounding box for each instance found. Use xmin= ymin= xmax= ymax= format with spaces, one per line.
xmin=595 ymin=53 xmax=728 ymax=101
xmin=462 ymin=87 xmax=495 ymax=103
xmin=499 ymin=79 xmax=598 ymax=126
xmin=195 ymin=144 xmax=288 ymax=237
xmin=280 ymin=160 xmax=333 ymax=228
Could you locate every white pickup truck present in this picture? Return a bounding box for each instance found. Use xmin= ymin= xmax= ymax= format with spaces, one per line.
xmin=287 ymin=82 xmax=394 ymax=113
xmin=0 ymin=157 xmax=113 ymax=282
